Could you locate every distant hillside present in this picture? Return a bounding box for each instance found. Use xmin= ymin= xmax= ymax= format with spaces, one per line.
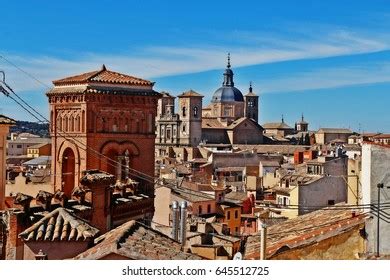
xmin=10 ymin=121 xmax=50 ymax=138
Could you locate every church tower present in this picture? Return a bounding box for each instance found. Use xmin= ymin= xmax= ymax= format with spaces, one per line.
xmin=178 ymin=90 xmax=203 ymax=147
xmin=47 ymin=65 xmax=160 ymax=198
xmin=295 ymin=114 xmax=309 ymax=132
xmin=244 ymin=82 xmax=259 ymax=123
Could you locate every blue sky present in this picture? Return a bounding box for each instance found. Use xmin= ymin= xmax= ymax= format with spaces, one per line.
xmin=1 ymin=0 xmax=390 ymax=132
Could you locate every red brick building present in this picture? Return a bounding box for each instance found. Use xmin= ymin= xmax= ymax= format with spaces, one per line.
xmin=46 ymin=65 xmax=160 ymax=197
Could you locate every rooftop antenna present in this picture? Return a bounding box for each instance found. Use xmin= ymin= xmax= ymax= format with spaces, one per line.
xmin=227 ymin=52 xmax=231 ymax=68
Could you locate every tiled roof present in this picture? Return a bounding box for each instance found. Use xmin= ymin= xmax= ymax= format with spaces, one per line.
xmin=0 ymin=114 xmax=16 ymax=125
xmin=178 ymin=89 xmax=203 ymax=97
xmin=227 ymin=117 xmax=264 ymax=130
xmin=19 ymin=208 xmax=99 ymax=242
xmin=202 ymin=118 xmax=225 ymax=129
xmin=244 ymin=208 xmax=366 ymax=259
xmin=172 ymin=187 xmax=214 ymax=203
xmin=22 ymin=156 xmax=51 ymax=166
xmin=47 ymin=86 xmax=160 ymax=96
xmin=73 ymin=220 xmax=202 ymax=260
xmin=372 ymin=134 xmax=390 ymax=139
xmin=234 ymin=144 xmax=309 ymax=155
xmin=317 ymin=128 xmax=353 ymax=134
xmin=263 ymin=122 xmax=292 ymax=129
xmin=8 ymin=138 xmax=51 ymax=144
xmin=160 ymin=91 xmax=175 ymax=98
xmin=53 ymin=65 xmax=153 ymax=86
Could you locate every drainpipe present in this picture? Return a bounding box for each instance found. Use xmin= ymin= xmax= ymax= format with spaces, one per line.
xmin=180 ymin=201 xmax=187 ymax=247
xmin=260 ymin=222 xmax=267 ymax=260
xmin=171 ymin=201 xmax=179 ymax=241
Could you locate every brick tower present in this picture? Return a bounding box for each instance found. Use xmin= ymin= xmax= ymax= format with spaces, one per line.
xmin=46 ymin=65 xmax=160 ymax=197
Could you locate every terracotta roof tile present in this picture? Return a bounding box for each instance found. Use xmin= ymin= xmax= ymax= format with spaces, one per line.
xmin=202 ymin=118 xmax=225 ymax=129
xmin=178 ymin=89 xmax=203 ymax=97
xmin=73 ymin=220 xmax=203 ymax=260
xmin=52 ymin=65 xmax=154 ymax=87
xmin=0 ymin=114 xmax=16 ymax=125
xmin=244 ymin=208 xmax=366 ymax=259
xmin=19 ymin=208 xmax=99 ymax=242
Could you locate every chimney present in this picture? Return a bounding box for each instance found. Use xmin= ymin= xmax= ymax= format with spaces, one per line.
xmin=180 ymin=201 xmax=187 ymax=247
xmin=4 ymin=209 xmax=27 ymax=259
xmin=35 ymin=191 xmax=53 ymax=211
xmin=53 ymin=190 xmax=68 ymax=208
xmin=13 ymin=193 xmax=33 ymax=214
xmin=80 ymin=170 xmax=115 ymax=233
xmin=35 ymin=249 xmax=48 ymax=260
xmin=171 ymin=201 xmax=179 ymax=241
xmin=71 ymin=186 xmax=88 ymax=204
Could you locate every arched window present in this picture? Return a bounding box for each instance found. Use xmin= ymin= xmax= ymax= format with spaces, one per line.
xmin=57 ymin=116 xmax=62 ymax=131
xmin=76 ymin=115 xmax=80 ymax=132
xmin=182 ymin=106 xmax=186 ymax=117
xmin=65 ymin=116 xmax=69 ymax=132
xmin=193 ymin=106 xmax=198 ymax=117
xmin=81 ymin=110 xmax=85 ymax=132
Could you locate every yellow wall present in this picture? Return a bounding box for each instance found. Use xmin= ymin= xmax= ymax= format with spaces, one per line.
xmin=270 ymin=225 xmax=365 ymax=260
xmin=222 ymin=206 xmax=241 ymax=235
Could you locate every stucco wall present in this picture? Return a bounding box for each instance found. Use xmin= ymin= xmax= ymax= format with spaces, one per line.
xmin=361 ymin=144 xmax=390 ymax=255
xmin=270 ymin=224 xmax=365 ymax=260
xmin=298 ymin=176 xmax=347 ymax=215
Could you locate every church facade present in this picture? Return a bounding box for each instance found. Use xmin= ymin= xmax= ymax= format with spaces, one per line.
xmin=155 ymin=55 xmax=264 ymax=157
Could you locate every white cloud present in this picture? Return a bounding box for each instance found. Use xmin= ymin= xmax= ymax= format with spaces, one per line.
xmin=0 ymin=28 xmax=389 ymax=94
xmin=257 ymin=63 xmax=390 ymax=93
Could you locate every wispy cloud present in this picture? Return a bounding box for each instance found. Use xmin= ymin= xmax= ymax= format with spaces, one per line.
xmin=0 ymin=27 xmax=389 ymax=93
xmin=257 ymin=62 xmax=390 ymax=93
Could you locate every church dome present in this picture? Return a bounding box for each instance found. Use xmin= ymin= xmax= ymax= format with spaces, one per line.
xmin=211 ymin=54 xmax=244 ymax=103
xmin=212 ymin=86 xmax=244 ymax=102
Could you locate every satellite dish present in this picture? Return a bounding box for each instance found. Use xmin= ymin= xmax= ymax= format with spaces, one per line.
xmin=233 ymin=252 xmax=242 ymax=260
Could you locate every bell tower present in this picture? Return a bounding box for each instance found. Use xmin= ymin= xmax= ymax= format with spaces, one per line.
xmin=244 ymin=82 xmax=259 ymax=123
xmin=178 ymin=90 xmax=203 ymax=147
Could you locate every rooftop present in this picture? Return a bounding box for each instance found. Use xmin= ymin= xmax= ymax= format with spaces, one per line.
xmin=0 ymin=114 xmax=16 ymax=125
xmin=19 ymin=208 xmax=99 ymax=242
xmin=22 ymin=156 xmax=51 ymax=166
xmin=317 ymin=128 xmax=353 ymax=134
xmin=53 ymin=65 xmax=153 ymax=87
xmin=263 ymin=122 xmax=292 ymax=130
xmin=244 ymin=208 xmax=366 ymax=259
xmin=178 ymin=89 xmax=203 ymax=97
xmin=73 ymin=220 xmax=202 ymax=260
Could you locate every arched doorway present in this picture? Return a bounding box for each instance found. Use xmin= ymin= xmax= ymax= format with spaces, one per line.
xmin=61 ymin=148 xmax=75 ymax=197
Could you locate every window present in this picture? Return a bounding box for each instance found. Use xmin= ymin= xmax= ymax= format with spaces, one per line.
xmin=328 ymin=200 xmax=335 ymax=205
xmin=235 ymin=227 xmax=239 ymax=234
xmin=234 ymin=210 xmax=238 ymax=219
xmin=227 ymin=211 xmax=230 ymax=220
xmin=198 ymin=205 xmax=202 ymax=214
xmin=166 ymin=129 xmax=171 ymax=139
xmin=207 ymin=204 xmax=211 ymax=213
xmin=182 ymin=124 xmax=186 ymax=133
xmin=182 ymin=107 xmax=186 ymax=117
xmin=17 ymin=144 xmax=22 ymax=149
xmin=193 ymin=106 xmax=198 ymax=117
